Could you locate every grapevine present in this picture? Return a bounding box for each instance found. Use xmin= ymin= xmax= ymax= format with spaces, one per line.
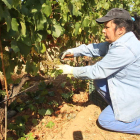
xmin=0 ymin=0 xmax=138 ymax=139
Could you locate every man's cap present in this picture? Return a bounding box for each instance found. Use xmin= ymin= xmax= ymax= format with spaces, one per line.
xmin=96 ymin=8 xmax=132 ymax=23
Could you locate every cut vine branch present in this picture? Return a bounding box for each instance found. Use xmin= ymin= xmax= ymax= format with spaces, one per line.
xmin=0 ymin=28 xmax=9 ymax=98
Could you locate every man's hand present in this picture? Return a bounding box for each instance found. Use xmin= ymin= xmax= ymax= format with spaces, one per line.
xmin=56 ymin=65 xmax=73 ymax=75
xmin=60 ymin=49 xmax=74 ymax=60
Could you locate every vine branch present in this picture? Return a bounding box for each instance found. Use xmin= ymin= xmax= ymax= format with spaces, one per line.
xmin=0 ymin=28 xmax=8 ymax=140
xmin=0 ymin=28 xmax=9 ymax=98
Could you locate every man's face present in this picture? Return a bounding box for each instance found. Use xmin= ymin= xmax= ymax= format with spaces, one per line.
xmin=102 ymin=20 xmax=123 ymax=43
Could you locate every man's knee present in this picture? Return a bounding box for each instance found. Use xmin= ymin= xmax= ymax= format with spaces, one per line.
xmin=98 ymin=107 xmax=114 ymax=129
xmin=98 ymin=113 xmax=110 ymax=129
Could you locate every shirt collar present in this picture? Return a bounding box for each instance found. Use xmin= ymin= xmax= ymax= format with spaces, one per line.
xmin=111 ymin=31 xmax=135 ymax=46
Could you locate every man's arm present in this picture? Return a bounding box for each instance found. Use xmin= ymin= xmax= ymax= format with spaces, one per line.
xmin=73 ymin=44 xmax=135 ymax=79
xmin=72 ymin=42 xmax=110 ymax=57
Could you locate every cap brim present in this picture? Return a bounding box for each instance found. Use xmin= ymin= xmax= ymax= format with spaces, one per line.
xmin=96 ymin=16 xmax=114 ymax=24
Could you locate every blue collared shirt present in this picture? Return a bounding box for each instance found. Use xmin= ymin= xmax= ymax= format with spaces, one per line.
xmin=72 ymin=32 xmax=140 ymax=122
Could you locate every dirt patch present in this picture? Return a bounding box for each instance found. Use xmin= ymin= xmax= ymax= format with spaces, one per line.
xmin=3 ymin=74 xmax=140 ymax=140
xmin=28 ymin=103 xmax=139 ymax=140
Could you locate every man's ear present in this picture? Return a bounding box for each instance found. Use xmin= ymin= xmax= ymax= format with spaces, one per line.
xmin=118 ymin=27 xmax=126 ymax=35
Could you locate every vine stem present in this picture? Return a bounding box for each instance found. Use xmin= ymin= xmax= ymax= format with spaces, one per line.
xmin=5 ymin=96 xmax=7 ymax=140
xmin=0 ymin=29 xmax=9 ymax=97
xmin=21 ymin=54 xmax=26 ymax=64
xmin=0 ymin=28 xmax=9 ymax=140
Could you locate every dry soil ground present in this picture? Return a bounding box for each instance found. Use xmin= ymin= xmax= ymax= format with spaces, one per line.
xmin=5 ymin=74 xmax=140 ymax=140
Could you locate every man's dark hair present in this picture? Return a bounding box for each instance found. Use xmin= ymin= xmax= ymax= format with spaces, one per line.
xmin=112 ymin=18 xmax=133 ymax=33
xmin=133 ymin=14 xmax=140 ymax=40
xmin=112 ymin=14 xmax=140 ymax=40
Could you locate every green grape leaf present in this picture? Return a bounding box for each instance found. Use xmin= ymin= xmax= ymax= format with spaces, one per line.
xmin=20 ymin=21 xmax=26 ymax=36
xmin=12 ymin=0 xmax=21 ymax=8
xmin=31 ymin=8 xmax=38 ymax=13
xmin=75 ymin=22 xmax=81 ymax=35
xmin=25 ymin=61 xmax=32 ymax=74
xmin=36 ymin=14 xmax=47 ymax=31
xmin=11 ymin=40 xmax=20 ymax=53
xmin=36 ymin=22 xmax=44 ymax=31
xmin=58 ymin=0 xmax=64 ymax=3
xmin=52 ymin=24 xmax=63 ymax=38
xmin=61 ymin=92 xmax=74 ymax=101
xmin=35 ymin=33 xmax=43 ymax=42
xmin=24 ymin=133 xmax=34 ymax=140
xmin=72 ymin=4 xmax=82 ymax=16
xmin=82 ymin=16 xmax=90 ymax=27
xmin=46 ymin=121 xmax=55 ymax=128
xmin=28 ymin=104 xmax=36 ymax=111
xmin=38 ymin=81 xmax=47 ymax=90
xmin=36 ymin=42 xmax=46 ymax=54
xmin=16 ymin=106 xmax=25 ymax=112
xmin=7 ymin=137 xmax=14 ymax=140
xmin=17 ymin=41 xmax=32 ymax=56
xmin=40 ymin=0 xmax=46 ymax=4
xmin=2 ymin=0 xmax=12 ymax=9
xmin=21 ymin=5 xmax=29 ymax=15
xmin=25 ymin=61 xmax=39 ymax=75
xmin=42 ymin=3 xmax=52 ymax=17
xmin=38 ymin=108 xmax=53 ymax=116
xmin=2 ymin=0 xmax=20 ymax=9
xmin=35 ymin=95 xmax=45 ymax=103
xmin=8 ymin=123 xmax=16 ymax=130
xmin=16 ymin=116 xmax=26 ymax=124
xmin=3 ymin=8 xmax=11 ymax=32
xmin=48 ymin=91 xmax=55 ymax=96
xmin=38 ymin=109 xmax=46 ymax=116
xmin=5 ymin=60 xmax=15 ymax=81
xmin=61 ymin=82 xmax=66 ymax=88
xmin=11 ymin=18 xmax=19 ymax=32
xmin=119 ymin=4 xmax=123 ymax=8
xmin=23 ymin=115 xmax=29 ymax=123
xmin=41 ymin=43 xmax=46 ymax=53
xmin=61 ymin=93 xmax=70 ymax=100
xmin=18 ymin=138 xmax=26 ymax=140
xmin=0 ymin=5 xmax=4 ymax=20
xmin=32 ymin=119 xmax=38 ymax=126
xmin=50 ymin=69 xmax=63 ymax=78
xmin=41 ymin=90 xmax=48 ymax=96
xmin=92 ymin=25 xmax=98 ymax=34
xmin=45 ymin=108 xmax=54 ymax=115
xmin=21 ymin=36 xmax=32 ymax=46
xmin=104 ymin=2 xmax=110 ymax=10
